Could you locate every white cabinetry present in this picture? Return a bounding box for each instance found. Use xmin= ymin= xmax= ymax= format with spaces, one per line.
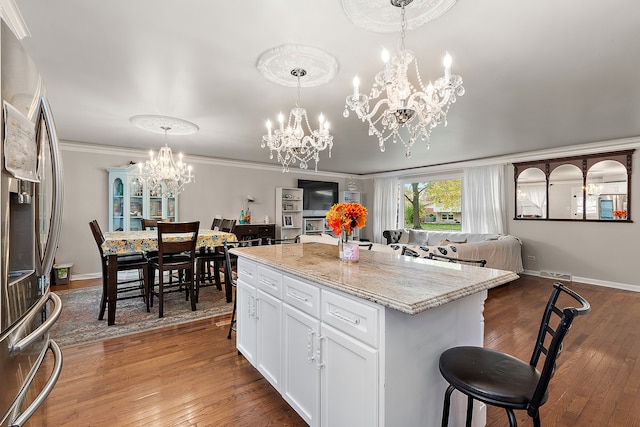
xmin=234 ymin=254 xmax=488 ymax=426
xmin=236 ymin=260 xmax=282 ymax=391
xmin=237 ymin=258 xmax=381 ymax=427
xmin=276 ymin=187 xmax=303 ymax=240
xmin=320 ymin=323 xmax=378 ymax=427
xmin=108 ymin=165 xmax=178 ymax=231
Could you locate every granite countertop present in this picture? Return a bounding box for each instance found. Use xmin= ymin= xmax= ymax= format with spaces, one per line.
xmin=231 ymin=242 xmax=519 ymax=315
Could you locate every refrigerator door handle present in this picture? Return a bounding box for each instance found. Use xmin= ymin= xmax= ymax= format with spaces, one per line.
xmin=10 ymin=292 xmax=62 ymax=352
xmin=8 ymin=338 xmax=63 ymax=427
xmin=35 ymin=97 xmax=64 ymax=278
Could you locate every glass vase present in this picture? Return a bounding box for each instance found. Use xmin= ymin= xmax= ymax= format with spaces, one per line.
xmin=339 ymin=230 xmax=359 ymax=263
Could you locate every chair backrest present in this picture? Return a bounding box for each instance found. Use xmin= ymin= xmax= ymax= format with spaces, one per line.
xmin=142 ymin=218 xmax=161 ymax=230
xmin=427 ymin=252 xmax=487 ymax=267
xmin=359 ymin=242 xmax=373 ymax=250
xmin=266 ymin=236 xmax=300 ymax=245
xmin=527 ymin=282 xmax=590 ymax=416
xmin=220 ymin=219 xmax=236 ymax=233
xmin=89 ymin=219 xmax=106 ymax=256
xmin=238 ymin=238 xmax=262 ymax=247
xmin=401 ymin=246 xmax=420 ymax=257
xmin=223 ymin=241 xmax=237 ymax=287
xmin=156 ymin=221 xmax=200 ymax=260
xmin=211 ymin=218 xmax=223 ymax=230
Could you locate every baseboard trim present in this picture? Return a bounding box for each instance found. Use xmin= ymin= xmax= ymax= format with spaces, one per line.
xmin=521 ymin=270 xmax=638 ymax=292
xmin=70 ymin=273 xmax=102 ymax=281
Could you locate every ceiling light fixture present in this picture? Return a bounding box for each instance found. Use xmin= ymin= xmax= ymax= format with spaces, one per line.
xmin=135 ymin=124 xmax=195 ymax=197
xmin=261 ymin=68 xmax=334 ymax=173
xmin=343 ymin=0 xmax=465 ymax=158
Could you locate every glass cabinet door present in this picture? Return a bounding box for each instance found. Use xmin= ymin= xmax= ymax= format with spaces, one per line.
xmin=166 ymin=197 xmax=176 ymax=222
xmin=129 ymin=177 xmax=143 ymax=231
xmin=108 ymin=165 xmax=179 ymax=230
xmin=112 ymin=178 xmax=124 ymax=231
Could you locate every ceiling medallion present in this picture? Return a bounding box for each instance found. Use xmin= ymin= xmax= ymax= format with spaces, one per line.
xmin=342 ymin=0 xmax=458 ymax=33
xmin=256 ymin=44 xmax=339 ymax=88
xmin=129 ymin=115 xmax=199 ymax=135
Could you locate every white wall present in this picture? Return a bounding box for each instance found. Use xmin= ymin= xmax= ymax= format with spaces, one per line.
xmin=59 ymin=143 xmax=366 ymax=278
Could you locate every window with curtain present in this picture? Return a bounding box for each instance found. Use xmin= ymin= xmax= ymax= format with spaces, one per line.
xmin=401 ymin=178 xmax=462 ymax=231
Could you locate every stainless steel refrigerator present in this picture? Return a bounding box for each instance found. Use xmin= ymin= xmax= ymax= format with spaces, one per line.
xmin=0 ymin=21 xmax=64 ymax=426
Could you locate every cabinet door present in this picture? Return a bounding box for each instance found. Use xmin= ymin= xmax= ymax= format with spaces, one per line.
xmin=320 ymin=323 xmax=378 ymax=427
xmin=128 ymin=176 xmax=144 ymax=231
xmin=236 ymin=280 xmax=257 ymax=364
xmin=256 ymin=290 xmax=282 ymax=391
xmin=283 ymin=304 xmax=320 ymax=426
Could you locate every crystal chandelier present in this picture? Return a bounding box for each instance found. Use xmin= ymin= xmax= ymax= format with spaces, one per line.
xmin=262 ymin=68 xmax=333 ymax=173
xmin=343 ymin=0 xmax=465 ymax=158
xmin=137 ymin=126 xmax=194 ymax=197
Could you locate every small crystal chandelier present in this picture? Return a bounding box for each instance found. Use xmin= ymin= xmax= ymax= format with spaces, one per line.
xmin=137 ymin=126 xmax=194 ymax=197
xmin=343 ymin=0 xmax=465 ymax=158
xmin=262 ymin=68 xmax=334 ymax=173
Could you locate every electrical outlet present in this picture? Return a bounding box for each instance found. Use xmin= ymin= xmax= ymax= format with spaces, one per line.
xmin=528 ymin=255 xmax=536 ymax=261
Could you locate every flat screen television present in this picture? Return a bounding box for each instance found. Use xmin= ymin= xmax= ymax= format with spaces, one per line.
xmin=298 ymin=179 xmax=338 ymax=217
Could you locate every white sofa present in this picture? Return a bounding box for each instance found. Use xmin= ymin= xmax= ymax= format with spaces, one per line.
xmin=382 ymin=229 xmax=524 ymax=273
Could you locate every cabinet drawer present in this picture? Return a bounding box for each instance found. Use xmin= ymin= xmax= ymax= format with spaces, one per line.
xmin=283 ymin=275 xmax=320 ymax=318
xmin=321 ymin=290 xmax=380 ymax=348
xmin=256 ymin=265 xmax=282 ymax=299
xmin=237 ymin=258 xmax=256 ymax=284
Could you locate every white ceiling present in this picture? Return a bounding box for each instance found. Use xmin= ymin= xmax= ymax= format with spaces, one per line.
xmin=13 ymin=0 xmax=640 ymax=175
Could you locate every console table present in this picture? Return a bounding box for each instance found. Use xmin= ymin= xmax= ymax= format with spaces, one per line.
xmin=232 ymin=223 xmax=275 ymax=245
xmin=230 ymin=242 xmax=519 ymax=426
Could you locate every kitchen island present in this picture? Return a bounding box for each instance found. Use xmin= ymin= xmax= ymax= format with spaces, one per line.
xmin=231 ymin=242 xmax=519 ymax=427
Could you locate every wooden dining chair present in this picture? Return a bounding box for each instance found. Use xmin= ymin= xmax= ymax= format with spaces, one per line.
xmin=146 ymin=221 xmax=200 ymax=318
xmin=211 ymin=217 xmax=223 ymax=231
xmin=194 ymin=219 xmax=237 ymax=303
xmin=89 ymin=220 xmax=149 ymax=319
xmin=142 ymin=218 xmax=181 ymax=286
xmin=219 ymin=218 xmax=236 ymax=233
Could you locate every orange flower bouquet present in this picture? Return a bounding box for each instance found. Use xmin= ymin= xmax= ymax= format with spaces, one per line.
xmin=614 ymin=210 xmax=627 ymax=219
xmin=326 ymin=203 xmax=368 ymax=237
xmin=326 ymin=203 xmax=368 ymax=263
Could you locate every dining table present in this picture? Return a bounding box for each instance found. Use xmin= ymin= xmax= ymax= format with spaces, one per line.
xmin=101 ymin=229 xmax=238 ymax=325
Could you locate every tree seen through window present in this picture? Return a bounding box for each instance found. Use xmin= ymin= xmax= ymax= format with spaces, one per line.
xmin=403 ymin=179 xmax=462 ymax=230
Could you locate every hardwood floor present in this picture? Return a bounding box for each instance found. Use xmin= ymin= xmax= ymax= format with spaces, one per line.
xmin=28 ymin=275 xmax=640 ymax=426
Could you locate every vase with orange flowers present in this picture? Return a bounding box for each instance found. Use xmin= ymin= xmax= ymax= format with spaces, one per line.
xmin=614 ymin=210 xmax=627 ymax=220
xmin=326 ymin=202 xmax=368 ymax=263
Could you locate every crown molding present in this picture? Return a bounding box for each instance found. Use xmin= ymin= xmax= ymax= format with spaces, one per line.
xmin=59 ymin=140 xmax=350 ymax=179
xmin=0 ymin=0 xmax=30 ymax=39
xmin=363 ymin=136 xmax=640 ymax=180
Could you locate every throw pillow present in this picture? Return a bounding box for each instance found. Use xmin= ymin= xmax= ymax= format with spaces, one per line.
xmin=408 ymin=229 xmax=429 ymax=245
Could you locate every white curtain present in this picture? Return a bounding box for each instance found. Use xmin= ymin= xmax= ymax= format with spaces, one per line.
xmin=462 ymin=164 xmax=506 ymax=234
xmin=373 ymin=177 xmax=399 ymax=243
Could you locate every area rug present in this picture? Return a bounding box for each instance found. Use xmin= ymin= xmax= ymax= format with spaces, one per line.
xmin=50 ymin=285 xmax=233 ymax=348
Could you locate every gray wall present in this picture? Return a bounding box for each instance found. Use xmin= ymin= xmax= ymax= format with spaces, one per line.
xmin=506 ymin=155 xmax=639 ymax=289
xmin=61 ymin=141 xmax=638 ymax=290
xmin=59 ymin=143 xmax=364 ymax=278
